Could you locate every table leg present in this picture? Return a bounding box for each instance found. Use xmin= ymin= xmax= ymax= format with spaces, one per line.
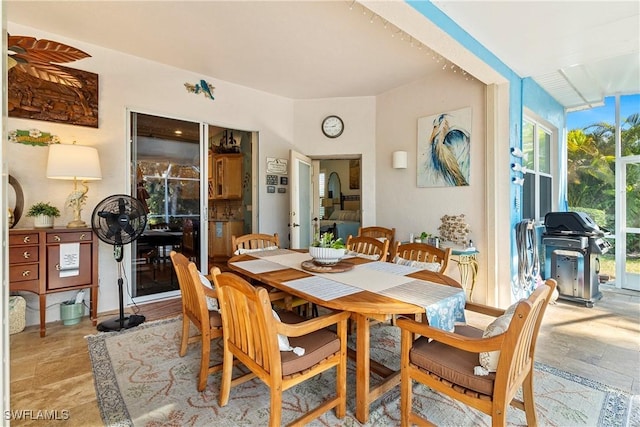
xmin=355 ymin=312 xmax=370 ymax=423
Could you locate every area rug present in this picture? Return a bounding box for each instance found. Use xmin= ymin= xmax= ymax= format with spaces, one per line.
xmin=86 ymin=316 xmax=636 ymax=426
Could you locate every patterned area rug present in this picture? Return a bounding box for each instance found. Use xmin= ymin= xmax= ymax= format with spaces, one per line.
xmin=86 ymin=317 xmax=636 ymax=426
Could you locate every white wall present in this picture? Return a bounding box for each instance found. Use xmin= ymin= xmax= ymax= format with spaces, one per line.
xmin=375 ymin=72 xmax=489 ymax=298
xmin=7 ymin=22 xmax=502 ymax=327
xmin=8 ymin=23 xmax=296 ymax=325
xmin=293 ymin=97 xmax=376 ymax=226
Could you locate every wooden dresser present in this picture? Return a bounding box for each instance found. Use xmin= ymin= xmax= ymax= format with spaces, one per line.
xmin=9 ymin=228 xmax=99 ymax=337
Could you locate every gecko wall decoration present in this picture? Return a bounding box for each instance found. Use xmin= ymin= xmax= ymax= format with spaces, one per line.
xmin=184 ymin=79 xmax=215 ymax=100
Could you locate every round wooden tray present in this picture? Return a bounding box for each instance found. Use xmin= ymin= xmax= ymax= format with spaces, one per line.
xmin=301 ymin=260 xmax=354 ymax=273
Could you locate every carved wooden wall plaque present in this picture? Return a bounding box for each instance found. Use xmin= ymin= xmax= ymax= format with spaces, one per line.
xmin=7 ymin=35 xmax=99 ymax=128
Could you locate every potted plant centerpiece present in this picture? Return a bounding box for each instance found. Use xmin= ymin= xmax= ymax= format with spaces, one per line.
xmin=26 ymin=202 xmax=61 ymax=228
xmin=310 ymin=232 xmax=346 ymax=265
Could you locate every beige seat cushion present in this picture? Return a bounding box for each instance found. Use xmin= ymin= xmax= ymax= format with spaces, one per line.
xmin=409 ymin=324 xmax=496 ymax=396
xmin=209 ymin=310 xmax=223 ymax=328
xmin=277 ymin=310 xmax=341 ymax=377
xmin=479 ymin=300 xmax=521 ymax=372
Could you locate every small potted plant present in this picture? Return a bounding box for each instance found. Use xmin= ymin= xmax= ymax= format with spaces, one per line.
xmin=26 ymin=202 xmax=61 ymax=228
xmin=309 ymin=232 xmax=346 ymax=265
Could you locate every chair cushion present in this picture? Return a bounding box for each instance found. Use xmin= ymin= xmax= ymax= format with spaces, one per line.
xmin=278 ymin=310 xmax=341 ymax=377
xmin=209 ymin=310 xmax=222 ymax=328
xmin=409 ymin=324 xmax=496 ymax=396
xmin=393 ymin=255 xmax=441 ymax=272
xmin=198 ymin=273 xmax=219 ymax=311
xmin=234 ymin=245 xmax=278 ymax=255
xmin=479 ymin=301 xmax=520 ymax=372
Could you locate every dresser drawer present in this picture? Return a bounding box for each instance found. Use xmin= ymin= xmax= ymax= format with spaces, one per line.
xmin=9 ymin=263 xmax=40 ymax=283
xmin=47 ymin=231 xmax=93 ymax=243
xmin=9 ymin=232 xmax=39 ymax=246
xmin=9 ymin=246 xmax=40 ymax=264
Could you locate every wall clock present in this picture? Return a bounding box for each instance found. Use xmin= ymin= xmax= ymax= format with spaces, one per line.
xmin=322 ymin=115 xmax=344 ymax=138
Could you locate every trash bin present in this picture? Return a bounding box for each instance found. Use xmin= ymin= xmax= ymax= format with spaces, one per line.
xmin=60 ymin=301 xmax=85 ymax=326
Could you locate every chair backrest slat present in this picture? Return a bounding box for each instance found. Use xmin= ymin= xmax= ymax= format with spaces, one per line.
xmin=358 ymin=226 xmax=396 ymax=249
xmin=214 ymin=272 xmax=281 ymax=378
xmin=391 ymin=241 xmax=451 ymax=273
xmin=170 ymin=251 xmax=209 ymax=328
xmin=232 ymin=233 xmax=280 ymax=252
xmin=494 ymin=283 xmax=553 ymax=401
xmin=346 ymin=235 xmax=390 ymax=261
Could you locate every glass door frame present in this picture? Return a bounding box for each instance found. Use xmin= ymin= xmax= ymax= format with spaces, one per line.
xmin=126 ymin=109 xmax=209 ymax=304
xmin=617 ymin=154 xmax=640 ymax=290
xmin=614 ymin=95 xmax=639 ymax=290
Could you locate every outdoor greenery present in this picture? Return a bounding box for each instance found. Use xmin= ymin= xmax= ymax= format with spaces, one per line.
xmin=26 ymin=202 xmax=61 ymax=217
xmin=567 ymin=112 xmax=640 ymax=256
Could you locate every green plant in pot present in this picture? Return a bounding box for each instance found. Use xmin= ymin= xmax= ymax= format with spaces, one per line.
xmin=26 ymin=202 xmax=61 ymax=228
xmin=310 ymin=232 xmax=346 ymax=265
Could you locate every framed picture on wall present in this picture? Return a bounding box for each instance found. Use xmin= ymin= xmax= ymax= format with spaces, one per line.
xmin=417 ymin=107 xmax=472 ymax=187
xmin=349 ymin=159 xmax=360 ymax=189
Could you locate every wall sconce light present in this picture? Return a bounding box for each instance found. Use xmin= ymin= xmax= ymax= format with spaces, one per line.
xmin=46 ymin=143 xmax=102 ymax=228
xmin=392 ymin=151 xmax=408 ymax=169
xmin=511 ymin=176 xmax=525 ymax=186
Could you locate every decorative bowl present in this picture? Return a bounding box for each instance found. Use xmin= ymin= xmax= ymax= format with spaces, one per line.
xmin=309 ymin=246 xmax=346 ymax=266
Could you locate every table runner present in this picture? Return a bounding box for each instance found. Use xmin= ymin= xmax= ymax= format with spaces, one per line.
xmin=379 ymin=279 xmax=466 ymax=331
xmin=231 ymin=251 xmax=466 ymax=331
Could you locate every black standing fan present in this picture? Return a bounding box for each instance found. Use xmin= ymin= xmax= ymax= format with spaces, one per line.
xmin=91 ymin=194 xmax=147 ymax=332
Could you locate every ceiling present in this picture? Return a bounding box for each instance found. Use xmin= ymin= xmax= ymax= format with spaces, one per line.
xmin=6 ymin=1 xmax=639 ymax=111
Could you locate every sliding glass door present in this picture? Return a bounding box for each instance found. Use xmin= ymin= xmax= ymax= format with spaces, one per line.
xmin=129 ymin=111 xmax=206 ymax=301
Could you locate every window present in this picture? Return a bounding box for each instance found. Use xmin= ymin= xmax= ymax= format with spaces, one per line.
xmin=319 ymin=171 xmax=326 ymax=219
xmin=522 ymin=114 xmax=556 ymax=222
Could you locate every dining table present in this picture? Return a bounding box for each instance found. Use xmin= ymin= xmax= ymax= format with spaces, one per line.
xmin=227 ymin=248 xmax=466 ymax=423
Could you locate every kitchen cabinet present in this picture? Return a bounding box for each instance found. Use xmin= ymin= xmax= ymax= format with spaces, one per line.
xmin=208 ymin=220 xmax=244 ymax=258
xmin=210 ymin=153 xmax=242 ymax=200
xmin=9 ymin=228 xmax=99 ymax=337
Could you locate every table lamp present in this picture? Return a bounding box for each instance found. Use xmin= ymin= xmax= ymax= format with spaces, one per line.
xmin=46 ymin=143 xmax=102 ymax=228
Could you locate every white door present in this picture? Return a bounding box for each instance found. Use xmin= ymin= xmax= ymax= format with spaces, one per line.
xmin=289 ymin=150 xmax=318 ymax=249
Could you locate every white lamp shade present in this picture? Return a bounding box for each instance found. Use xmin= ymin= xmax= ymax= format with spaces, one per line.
xmin=392 ymin=151 xmax=408 ymax=169
xmin=47 ymin=144 xmax=102 ymax=180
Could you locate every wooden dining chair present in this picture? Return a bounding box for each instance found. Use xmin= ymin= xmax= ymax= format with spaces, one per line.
xmin=346 ymin=235 xmax=390 ymax=262
xmin=212 ymin=271 xmax=350 ymax=427
xmin=231 ymin=232 xmax=280 ymax=254
xmin=232 ymin=232 xmax=316 ymax=317
xmin=169 ymin=250 xmax=223 ymax=391
xmin=397 ymin=279 xmax=557 ymax=427
xmin=358 ymin=226 xmax=396 ymax=248
xmin=391 ymin=241 xmax=452 ymax=273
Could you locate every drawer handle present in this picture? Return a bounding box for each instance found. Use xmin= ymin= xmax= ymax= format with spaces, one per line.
xmin=22 ymin=236 xmax=31 ymax=243
xmin=54 ymin=235 xmax=61 ymax=242
xmin=80 ymin=233 xmax=86 ymax=240
xmin=55 ymin=263 xmax=60 ymax=271
xmin=22 ymin=251 xmax=31 ymax=259
xmin=21 ymin=270 xmax=30 ymax=277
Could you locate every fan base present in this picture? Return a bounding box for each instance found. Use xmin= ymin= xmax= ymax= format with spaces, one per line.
xmin=97 ymin=314 xmax=145 ymax=332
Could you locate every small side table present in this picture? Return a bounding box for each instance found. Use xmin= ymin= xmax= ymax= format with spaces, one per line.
xmin=442 ymin=244 xmax=479 ymax=300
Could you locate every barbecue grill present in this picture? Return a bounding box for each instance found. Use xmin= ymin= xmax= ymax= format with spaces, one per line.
xmin=542 ymin=212 xmax=611 ymax=307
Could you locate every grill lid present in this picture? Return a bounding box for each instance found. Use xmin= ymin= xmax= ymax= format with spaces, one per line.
xmin=544 ymin=211 xmax=606 ymax=236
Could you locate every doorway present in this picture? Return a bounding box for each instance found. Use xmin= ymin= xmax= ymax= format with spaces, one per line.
xmin=288 ymin=154 xmax=361 ymax=249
